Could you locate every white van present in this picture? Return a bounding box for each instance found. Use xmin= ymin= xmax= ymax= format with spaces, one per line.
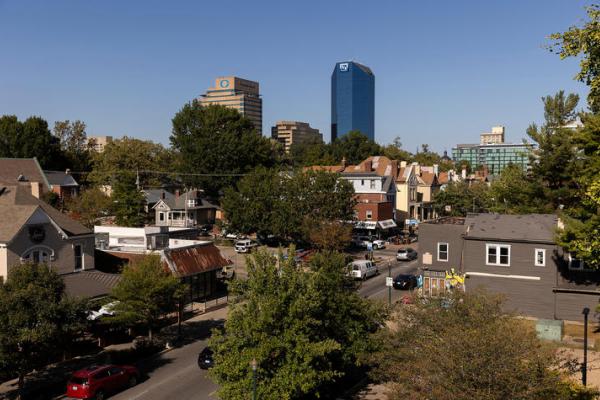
xmin=348 ymin=260 xmax=379 ymax=280
xmin=234 ymin=239 xmax=258 ymax=253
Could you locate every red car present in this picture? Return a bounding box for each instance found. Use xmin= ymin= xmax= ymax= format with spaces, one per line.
xmin=66 ymin=364 xmax=139 ymax=400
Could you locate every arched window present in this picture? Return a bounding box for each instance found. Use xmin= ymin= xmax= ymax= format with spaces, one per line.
xmin=21 ymin=246 xmax=55 ymax=264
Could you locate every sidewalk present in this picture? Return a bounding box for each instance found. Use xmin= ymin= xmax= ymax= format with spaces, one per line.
xmin=0 ymin=300 xmax=230 ymax=400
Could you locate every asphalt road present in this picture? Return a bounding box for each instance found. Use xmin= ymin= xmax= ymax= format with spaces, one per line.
xmin=110 ymin=338 xmax=218 ymax=400
xmin=108 ymin=246 xmax=419 ymax=400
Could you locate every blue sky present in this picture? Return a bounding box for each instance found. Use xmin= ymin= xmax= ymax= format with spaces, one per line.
xmin=0 ymin=0 xmax=592 ymax=153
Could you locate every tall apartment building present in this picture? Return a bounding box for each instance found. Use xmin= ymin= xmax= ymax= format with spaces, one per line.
xmin=452 ymin=126 xmax=532 ymax=175
xmin=331 ymin=61 xmax=375 ymax=142
xmin=271 ymin=121 xmax=322 ymax=153
xmin=199 ymin=76 xmax=262 ymax=134
xmin=480 ymin=126 xmax=505 ymax=144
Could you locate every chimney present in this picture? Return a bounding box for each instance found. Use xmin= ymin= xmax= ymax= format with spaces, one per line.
xmin=400 ymin=161 xmax=407 ymax=168
xmin=341 ymin=157 xmax=347 ymax=170
xmin=175 ymin=189 xmax=180 ymax=198
xmin=433 ymin=164 xmax=439 ymax=176
xmin=391 ymin=160 xmax=398 ymax=180
xmin=363 ymin=159 xmax=372 ymax=172
xmin=65 ymin=168 xmax=71 ymax=175
xmin=161 ymin=191 xmax=166 ymax=200
xmin=415 ymin=164 xmax=421 ymax=176
xmin=30 ymin=182 xmax=41 ymax=199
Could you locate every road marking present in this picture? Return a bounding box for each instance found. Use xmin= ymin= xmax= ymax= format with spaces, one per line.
xmin=128 ymin=389 xmax=149 ymax=400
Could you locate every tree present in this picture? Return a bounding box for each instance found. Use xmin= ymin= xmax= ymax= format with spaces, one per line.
xmin=381 ymin=136 xmax=412 ymax=162
xmin=53 ymin=120 xmax=94 ymax=173
xmin=66 ymin=187 xmax=112 ymax=228
xmin=221 ymin=168 xmax=356 ymax=244
xmin=112 ymin=172 xmax=146 ymax=227
xmin=549 ymin=4 xmax=600 ymax=113
xmin=526 ymin=91 xmax=582 ymax=209
xmin=433 ymin=181 xmax=491 ymax=217
xmin=488 ymin=164 xmax=549 ymax=214
xmin=170 ymin=102 xmax=276 ymax=196
xmin=209 ymin=250 xmax=385 ymax=400
xmin=88 ymin=136 xmax=174 ymax=189
xmin=366 ymin=290 xmax=596 ymax=400
xmin=304 ymin=220 xmax=353 ymax=252
xmin=289 ymin=136 xmax=336 ymax=167
xmin=0 ymin=115 xmax=63 ymax=169
xmin=0 ymin=263 xmax=88 ymax=397
xmin=331 ymin=130 xmax=381 ymax=164
xmin=111 ymin=255 xmax=184 ymax=340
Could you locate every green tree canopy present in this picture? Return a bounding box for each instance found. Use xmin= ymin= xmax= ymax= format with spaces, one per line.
xmin=331 ymin=130 xmax=381 ymax=164
xmin=221 ymin=168 xmax=356 ymax=244
xmin=66 ymin=187 xmax=113 ymax=228
xmin=111 ymin=171 xmax=146 ymax=227
xmin=0 ymin=263 xmax=88 ymax=395
xmin=0 ymin=115 xmax=63 ymax=169
xmin=209 ymin=250 xmax=385 ymax=400
xmin=88 ymin=136 xmax=174 ymax=189
xmin=549 ymin=4 xmax=600 ymax=113
xmin=53 ymin=120 xmax=94 ymax=174
xmin=366 ymin=290 xmax=596 ymax=400
xmin=433 ymin=181 xmax=491 ymax=217
xmin=170 ymin=102 xmax=277 ymax=196
xmin=111 ymin=255 xmax=184 ymax=340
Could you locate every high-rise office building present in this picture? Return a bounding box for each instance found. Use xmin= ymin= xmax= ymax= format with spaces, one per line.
xmin=199 ymin=76 xmax=262 ymax=134
xmin=271 ymin=121 xmax=322 ymax=153
xmin=331 ymin=61 xmax=375 ymax=142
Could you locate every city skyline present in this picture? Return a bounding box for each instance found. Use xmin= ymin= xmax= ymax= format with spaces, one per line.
xmin=0 ymin=0 xmax=592 ymax=153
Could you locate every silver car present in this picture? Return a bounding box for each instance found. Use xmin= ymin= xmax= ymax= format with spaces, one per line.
xmin=396 ymin=248 xmax=418 ymax=261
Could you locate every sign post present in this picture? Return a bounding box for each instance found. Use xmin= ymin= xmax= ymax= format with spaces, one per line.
xmin=386 ymin=264 xmax=393 ymax=307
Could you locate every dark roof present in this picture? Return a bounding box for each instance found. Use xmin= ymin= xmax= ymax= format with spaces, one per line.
xmin=143 ymin=189 xmax=175 ymax=205
xmin=62 ymin=270 xmax=121 ymax=298
xmin=464 ymin=213 xmax=557 ymax=243
xmin=163 ymin=244 xmax=232 ymax=278
xmin=381 ymin=175 xmax=394 ymax=193
xmin=0 ymin=158 xmax=50 ymax=191
xmin=44 ymin=170 xmax=79 ymax=187
xmin=0 ymin=184 xmax=91 ymax=242
xmin=154 ymin=190 xmax=218 ymax=211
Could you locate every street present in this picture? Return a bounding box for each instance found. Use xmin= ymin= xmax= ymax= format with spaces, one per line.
xmin=110 ymin=245 xmax=419 ymax=400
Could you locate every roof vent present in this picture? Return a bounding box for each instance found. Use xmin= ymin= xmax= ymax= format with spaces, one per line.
xmin=17 ymin=174 xmax=26 ymax=182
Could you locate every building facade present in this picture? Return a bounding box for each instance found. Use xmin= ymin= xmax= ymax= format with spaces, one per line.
xmin=152 ymin=190 xmax=218 ymax=228
xmin=418 ymin=214 xmax=600 ymax=321
xmin=452 ymin=143 xmax=531 ymax=175
xmin=87 ymin=136 xmax=113 ymax=153
xmin=271 ymin=121 xmax=322 ymax=153
xmin=199 ymin=76 xmax=263 ymax=134
xmin=331 ymin=61 xmax=375 ymax=141
xmin=395 ymin=162 xmax=440 ymax=222
xmin=480 ymin=126 xmax=505 ymax=144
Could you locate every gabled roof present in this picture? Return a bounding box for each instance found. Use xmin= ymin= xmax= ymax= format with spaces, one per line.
xmin=152 ymin=190 xmax=218 ymax=211
xmin=62 ymin=270 xmax=121 ymax=298
xmin=0 ymin=184 xmax=91 ymax=243
xmin=44 ymin=170 xmax=79 ymax=187
xmin=0 ymin=158 xmax=50 ymax=191
xmin=464 ymin=213 xmax=557 ymax=243
xmin=143 ymin=189 xmax=175 ymax=205
xmin=305 ymin=165 xmax=345 ymax=173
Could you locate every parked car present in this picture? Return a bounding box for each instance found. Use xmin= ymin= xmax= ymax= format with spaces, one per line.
xmin=234 ymin=239 xmax=258 ymax=253
xmin=198 ymin=347 xmax=214 ymax=369
xmin=393 ymin=274 xmax=418 ymax=290
xmin=87 ymin=301 xmax=120 ymax=321
xmin=371 ymin=239 xmax=386 ymax=250
xmin=66 ymin=364 xmax=139 ymax=400
xmin=348 ymin=260 xmax=379 ymax=280
xmin=396 ymin=248 xmax=418 ymax=261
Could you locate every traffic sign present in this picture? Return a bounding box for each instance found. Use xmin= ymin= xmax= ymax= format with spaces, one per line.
xmin=386 ymin=277 xmax=393 ymax=287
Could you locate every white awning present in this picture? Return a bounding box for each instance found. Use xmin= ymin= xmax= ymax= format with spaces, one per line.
xmin=354 ymin=221 xmax=377 ymax=230
xmin=378 ymin=219 xmax=397 ymax=229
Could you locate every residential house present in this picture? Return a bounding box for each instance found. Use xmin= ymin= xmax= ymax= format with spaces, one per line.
xmin=395 ymin=162 xmax=440 ymax=223
xmin=418 ymin=213 xmax=600 ymax=321
xmin=152 ymin=189 xmax=218 ymax=228
xmin=0 ymin=157 xmax=80 ymax=201
xmin=94 ymin=226 xmax=232 ymax=302
xmin=0 ymin=182 xmax=119 ymax=298
xmin=142 ymin=189 xmax=175 ymax=213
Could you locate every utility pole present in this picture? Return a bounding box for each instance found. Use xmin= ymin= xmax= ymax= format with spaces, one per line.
xmin=250 ymin=358 xmax=258 ymax=400
xmin=388 ymin=261 xmax=392 ymax=307
xmin=583 ymin=307 xmax=590 ymax=386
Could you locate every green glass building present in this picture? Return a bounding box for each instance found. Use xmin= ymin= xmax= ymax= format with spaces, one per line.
xmin=452 ymin=143 xmax=532 ymax=175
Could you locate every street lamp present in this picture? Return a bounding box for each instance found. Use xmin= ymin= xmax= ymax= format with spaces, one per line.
xmin=582 ymin=307 xmax=590 ymax=386
xmin=250 ymin=358 xmax=258 ymax=400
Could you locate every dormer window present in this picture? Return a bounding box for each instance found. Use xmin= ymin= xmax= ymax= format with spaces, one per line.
xmin=187 ymin=199 xmax=196 ymax=207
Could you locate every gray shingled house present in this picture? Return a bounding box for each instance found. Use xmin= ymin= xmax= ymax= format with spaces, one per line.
xmin=152 ymin=189 xmax=218 ymax=228
xmin=419 ymin=213 xmax=600 ymax=321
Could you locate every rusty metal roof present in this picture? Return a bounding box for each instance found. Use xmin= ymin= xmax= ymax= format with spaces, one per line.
xmin=163 ymin=244 xmax=232 ymax=277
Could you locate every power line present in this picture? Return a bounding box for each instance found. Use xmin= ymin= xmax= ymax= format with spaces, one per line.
xmin=45 ymin=169 xmax=250 ymax=177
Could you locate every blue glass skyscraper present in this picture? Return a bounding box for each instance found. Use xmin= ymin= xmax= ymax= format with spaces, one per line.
xmin=331 ymin=61 xmax=375 ymax=141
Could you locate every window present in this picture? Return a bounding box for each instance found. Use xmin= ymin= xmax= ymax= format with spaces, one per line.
xmin=187 ymin=199 xmax=196 ymax=207
xmin=361 ymin=179 xmax=364 ymax=186
xmin=437 ymin=243 xmax=448 ymax=261
xmin=74 ymin=244 xmax=83 ymax=270
xmin=21 ymin=246 xmax=54 ymax=264
xmin=534 ymin=249 xmax=546 ymax=267
xmin=486 ymin=244 xmax=510 ymax=266
xmin=159 ymin=212 xmax=165 ymax=222
xmin=366 ymin=210 xmax=373 ymax=220
xmin=569 ymin=254 xmax=586 ymax=270
xmin=370 ymin=180 xmax=376 ymax=189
